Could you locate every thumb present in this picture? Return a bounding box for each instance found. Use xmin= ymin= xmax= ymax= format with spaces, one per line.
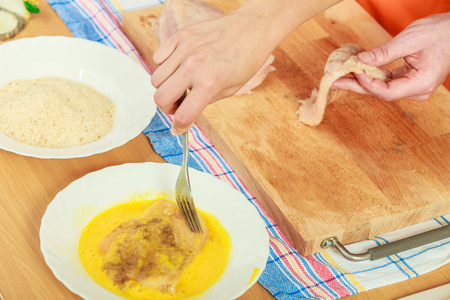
xmin=357 ymin=35 xmax=416 ymax=68
xmin=170 ymin=108 xmax=194 ymax=136
xmin=170 ymin=122 xmax=189 ymax=136
xmin=170 ymin=89 xmax=207 ymax=135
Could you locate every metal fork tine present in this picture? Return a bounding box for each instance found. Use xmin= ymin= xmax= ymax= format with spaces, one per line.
xmin=177 ymin=198 xmax=191 ymax=230
xmin=183 ymin=200 xmax=198 ymax=232
xmin=179 ymin=197 xmax=196 ymax=231
xmin=174 ymin=91 xmax=204 ymax=233
xmin=184 ymin=197 xmax=203 ymax=233
xmin=186 ymin=200 xmax=203 ymax=232
xmin=176 ymin=194 xmax=202 ymax=233
xmin=176 ymin=197 xmax=193 ymax=231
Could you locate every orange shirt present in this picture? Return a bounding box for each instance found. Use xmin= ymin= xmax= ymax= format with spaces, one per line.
xmin=356 ymin=0 xmax=450 ymax=89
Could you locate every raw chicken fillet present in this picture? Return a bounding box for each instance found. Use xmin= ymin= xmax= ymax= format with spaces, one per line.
xmin=297 ymin=44 xmax=386 ymax=126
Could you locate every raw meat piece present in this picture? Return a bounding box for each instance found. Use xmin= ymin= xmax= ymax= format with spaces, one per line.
xmin=100 ymin=199 xmax=208 ymax=294
xmin=296 ymin=44 xmax=386 ymax=126
xmin=158 ymin=0 xmax=223 ymax=43
xmin=156 ymin=0 xmax=275 ymax=95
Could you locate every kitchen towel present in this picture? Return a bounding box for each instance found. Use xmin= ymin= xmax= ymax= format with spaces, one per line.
xmin=46 ymin=0 xmax=450 ymax=299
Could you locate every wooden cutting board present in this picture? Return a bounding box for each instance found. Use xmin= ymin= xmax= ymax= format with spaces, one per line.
xmin=122 ymin=0 xmax=450 ymax=256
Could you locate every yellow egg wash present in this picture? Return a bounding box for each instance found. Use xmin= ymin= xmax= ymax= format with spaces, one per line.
xmin=247 ymin=268 xmax=260 ymax=285
xmin=78 ymin=195 xmax=231 ymax=299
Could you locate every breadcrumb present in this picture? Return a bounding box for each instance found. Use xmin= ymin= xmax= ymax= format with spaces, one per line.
xmin=0 ymin=76 xmax=116 ymax=148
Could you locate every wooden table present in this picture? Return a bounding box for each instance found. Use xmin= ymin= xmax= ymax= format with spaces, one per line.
xmin=0 ymin=2 xmax=447 ymax=300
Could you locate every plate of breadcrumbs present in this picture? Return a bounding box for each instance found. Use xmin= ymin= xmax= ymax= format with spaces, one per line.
xmin=0 ymin=36 xmax=156 ymax=158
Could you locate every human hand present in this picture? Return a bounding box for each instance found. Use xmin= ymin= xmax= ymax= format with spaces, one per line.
xmin=333 ymin=12 xmax=450 ymax=101
xmin=151 ymin=10 xmax=275 ymax=135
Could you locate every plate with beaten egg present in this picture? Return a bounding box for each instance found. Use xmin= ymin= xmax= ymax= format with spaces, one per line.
xmin=0 ymin=36 xmax=156 ymax=158
xmin=40 ymin=162 xmax=270 ymax=300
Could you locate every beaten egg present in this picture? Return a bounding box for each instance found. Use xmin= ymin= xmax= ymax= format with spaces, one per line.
xmin=78 ymin=194 xmax=231 ymax=299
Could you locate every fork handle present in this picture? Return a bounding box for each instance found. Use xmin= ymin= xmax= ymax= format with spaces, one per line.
xmin=181 ymin=130 xmax=189 ymax=168
xmin=178 ymin=91 xmax=189 ymax=169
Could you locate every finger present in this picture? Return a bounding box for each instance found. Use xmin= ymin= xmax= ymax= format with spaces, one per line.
xmin=355 ymin=73 xmax=428 ymax=101
xmin=391 ymin=64 xmax=411 ymax=78
xmin=384 ymin=75 xmax=434 ymax=101
xmin=151 ymin=50 xmax=185 ymax=89
xmin=153 ymin=34 xmax=179 ymax=65
xmin=170 ymin=88 xmax=210 ymax=135
xmin=151 ymin=36 xmax=185 ymax=89
xmin=357 ymin=33 xmax=419 ymax=68
xmin=153 ymin=72 xmax=191 ymax=115
xmin=332 ymin=77 xmax=370 ymax=95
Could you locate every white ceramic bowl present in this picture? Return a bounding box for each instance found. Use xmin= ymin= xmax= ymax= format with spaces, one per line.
xmin=40 ymin=162 xmax=270 ymax=300
xmin=0 ymin=36 xmax=156 ymax=158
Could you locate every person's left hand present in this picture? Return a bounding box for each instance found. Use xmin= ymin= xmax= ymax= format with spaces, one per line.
xmin=332 ymin=12 xmax=450 ymax=102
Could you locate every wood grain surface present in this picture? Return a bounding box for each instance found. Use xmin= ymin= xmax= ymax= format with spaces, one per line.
xmin=0 ymin=1 xmax=448 ymax=300
xmin=121 ymin=0 xmax=450 ymax=256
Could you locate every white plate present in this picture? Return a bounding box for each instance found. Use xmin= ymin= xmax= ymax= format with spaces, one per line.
xmin=0 ymin=36 xmax=156 ymax=158
xmin=40 ymin=162 xmax=269 ymax=300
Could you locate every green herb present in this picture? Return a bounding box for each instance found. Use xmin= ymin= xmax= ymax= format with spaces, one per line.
xmin=23 ymin=1 xmax=39 ymax=14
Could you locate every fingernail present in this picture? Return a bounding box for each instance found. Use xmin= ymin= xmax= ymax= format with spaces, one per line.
xmin=170 ymin=126 xmax=182 ymax=136
xmin=331 ymin=80 xmax=341 ymax=87
xmin=358 ymin=51 xmax=375 ymax=64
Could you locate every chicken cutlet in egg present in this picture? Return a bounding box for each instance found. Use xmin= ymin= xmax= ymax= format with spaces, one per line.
xmin=100 ymin=199 xmax=208 ymax=293
xmin=79 ymin=197 xmax=231 ymax=300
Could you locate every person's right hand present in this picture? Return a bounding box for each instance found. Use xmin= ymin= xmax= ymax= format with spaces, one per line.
xmin=333 ymin=12 xmax=450 ymax=101
xmin=151 ymin=10 xmax=275 ymax=135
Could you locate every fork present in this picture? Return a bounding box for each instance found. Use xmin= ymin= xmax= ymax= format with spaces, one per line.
xmin=175 ymin=94 xmax=203 ymax=233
